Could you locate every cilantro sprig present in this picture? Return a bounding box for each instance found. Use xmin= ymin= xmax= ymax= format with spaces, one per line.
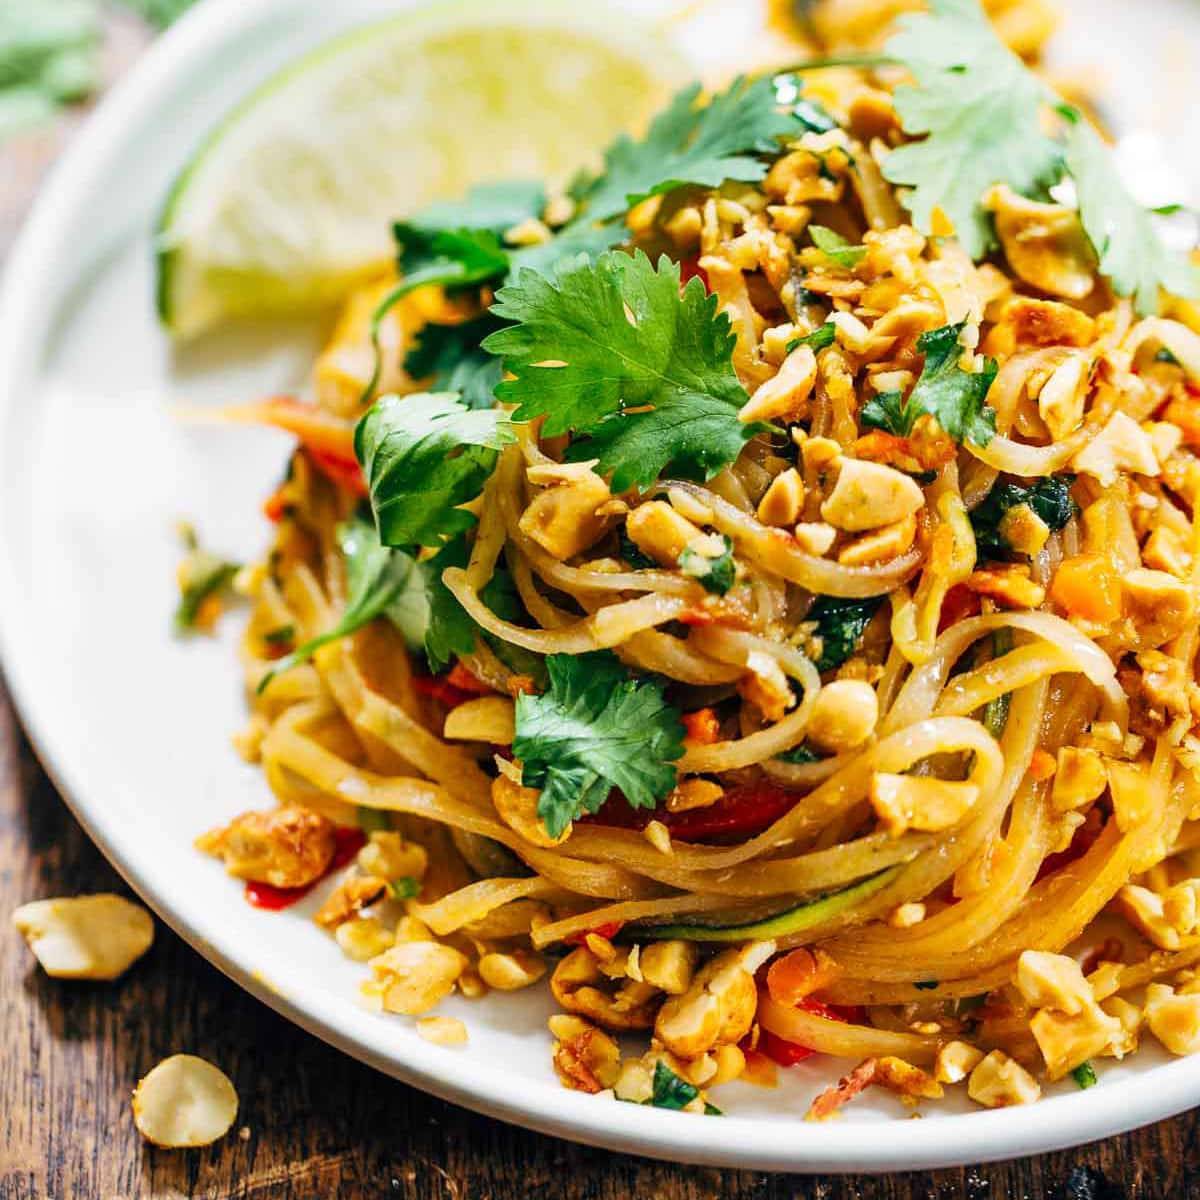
xmin=485 ymin=250 xmax=761 ymax=491
xmin=860 ymin=321 xmax=997 ymax=446
xmin=881 ymin=0 xmax=1197 ymax=312
xmin=807 ymin=596 xmax=883 ymax=672
xmin=512 ymin=651 xmax=685 ymax=839
xmin=571 ymin=75 xmax=802 ymax=222
xmin=355 ymin=392 xmax=513 ymax=548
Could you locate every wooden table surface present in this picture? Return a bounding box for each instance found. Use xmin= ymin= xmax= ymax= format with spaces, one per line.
xmin=2 ymin=11 xmax=1199 ymax=1200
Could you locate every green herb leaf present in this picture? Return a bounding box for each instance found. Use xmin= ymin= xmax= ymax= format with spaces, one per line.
xmin=981 ymin=628 xmax=1013 ymax=738
xmin=403 ymin=315 xmax=506 ymax=411
xmin=259 ymin=516 xmax=419 ymax=692
xmin=809 ymin=225 xmax=867 ymax=268
xmin=649 ymin=1061 xmax=700 ymax=1111
xmin=572 ymin=76 xmax=801 ymax=222
xmin=1064 ymin=115 xmax=1200 ymax=316
xmin=420 ymin=535 xmax=479 ymax=673
xmin=486 ymin=250 xmax=757 ymax=491
xmin=356 ymin=392 xmax=513 ymax=548
xmin=513 ymin=651 xmax=684 ymax=839
xmin=773 ymin=75 xmax=839 ymax=134
xmin=1072 ymin=1061 xmax=1098 ymax=1090
xmin=808 ymin=596 xmax=883 ymax=672
xmin=357 ymin=806 xmax=391 ymax=833
xmin=970 ymin=476 xmax=1078 ymax=554
xmin=786 ymin=321 xmax=836 ymax=354
xmin=390 ymin=876 xmax=421 ymax=900
xmin=777 ymin=743 xmax=822 ymax=765
xmin=881 ymin=0 xmax=1064 ymax=259
xmin=263 ymin=624 xmax=295 ymax=647
xmin=679 ymin=535 xmax=736 ymax=594
xmin=174 ymin=551 xmax=239 ymax=632
xmin=862 ymin=322 xmax=996 ymax=446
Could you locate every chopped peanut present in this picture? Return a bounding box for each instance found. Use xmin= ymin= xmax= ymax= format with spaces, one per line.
xmin=550 ymin=948 xmax=657 ymax=1030
xmin=639 ymin=940 xmax=700 ymax=995
xmin=1122 ymin=568 xmax=1195 ymax=644
xmin=1072 ymin=412 xmax=1162 ymax=486
xmin=871 ymin=774 xmax=980 ymax=836
xmin=1016 ymin=951 xmax=1095 ymax=1016
xmin=417 ymin=1016 xmax=469 ymax=1046
xmin=334 ymin=916 xmax=395 ymax=961
xmin=518 ymin=466 xmax=612 ymax=560
xmin=739 ymin=345 xmax=817 ymax=424
xmin=806 ymin=680 xmax=879 ymax=753
xmin=1144 ymin=984 xmax=1200 ymax=1055
xmin=358 ymin=831 xmax=429 ymax=882
xmin=365 ymin=941 xmax=468 ymax=1015
xmin=820 ymin=458 xmax=925 ymax=532
xmin=550 ymin=1015 xmax=622 ymax=1093
xmin=196 ymin=807 xmax=335 ymax=889
xmin=1036 ymin=352 xmax=1090 ymax=438
xmin=794 ymin=522 xmax=838 ymax=556
xmin=314 ymin=876 xmax=388 ymax=930
xmin=625 ymin=501 xmax=705 ymax=568
xmin=935 ymin=1041 xmax=984 ymax=1085
xmin=998 ymin=504 xmax=1051 ymax=556
xmin=478 ymin=950 xmax=547 ymax=991
xmin=1051 ymin=747 xmax=1108 ymax=812
xmin=757 ymin=468 xmax=806 ymax=527
xmin=967 ymin=1050 xmax=1041 ymax=1108
xmin=837 ymin=514 xmax=917 ymax=565
xmin=667 ymin=778 xmax=724 ymax=813
xmin=12 ymin=895 xmax=154 ymax=981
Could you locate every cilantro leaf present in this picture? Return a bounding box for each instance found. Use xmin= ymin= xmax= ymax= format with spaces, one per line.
xmin=1072 ymin=1062 xmax=1098 ymax=1090
xmin=649 ymin=1061 xmax=700 ymax=1111
xmin=1064 ymin=116 xmax=1200 ymax=316
xmin=786 ymin=322 xmax=836 ymax=354
xmin=808 ymin=596 xmax=883 ymax=672
xmin=859 ymin=389 xmax=909 ymax=436
xmin=970 ymin=476 xmax=1078 ymax=554
xmin=572 ymin=76 xmax=801 ymax=222
xmin=404 ymin=315 xmax=506 ymax=411
xmin=881 ymin=0 xmax=1063 ymax=258
xmin=809 ymin=225 xmax=866 ymax=268
xmin=861 ymin=322 xmax=996 ymax=446
xmin=174 ymin=552 xmax=239 ymax=632
xmin=776 ymin=743 xmax=822 ymax=764
xmin=259 ymin=515 xmax=421 ymax=691
xmin=485 ymin=250 xmax=757 ymax=491
xmin=679 ymin=535 xmax=736 ymax=594
xmin=355 ymin=392 xmax=513 ymax=548
xmin=513 ymin=651 xmax=684 ymax=839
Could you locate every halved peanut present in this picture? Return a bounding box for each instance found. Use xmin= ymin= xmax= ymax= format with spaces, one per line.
xmin=13 ymin=894 xmax=153 ymax=981
xmin=132 ymin=1055 xmax=238 ymax=1148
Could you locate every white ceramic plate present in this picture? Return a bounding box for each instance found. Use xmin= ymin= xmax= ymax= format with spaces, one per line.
xmin=3 ymin=0 xmax=1199 ymax=1173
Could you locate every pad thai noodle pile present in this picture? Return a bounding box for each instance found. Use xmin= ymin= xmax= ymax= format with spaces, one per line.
xmin=183 ymin=0 xmax=1200 ymax=1118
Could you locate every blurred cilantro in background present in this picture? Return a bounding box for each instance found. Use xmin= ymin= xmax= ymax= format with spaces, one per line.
xmin=0 ymin=0 xmax=195 ymax=142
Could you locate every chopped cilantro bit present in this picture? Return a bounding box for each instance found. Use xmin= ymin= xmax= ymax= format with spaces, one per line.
xmin=486 ymin=250 xmax=761 ymax=492
xmin=860 ymin=322 xmax=997 ymax=447
xmin=914 ymin=980 xmax=939 ymax=991
xmin=390 ymin=876 xmax=421 ymax=900
xmin=981 ymin=629 xmax=1013 ymax=739
xmin=618 ymin=532 xmax=657 ymax=571
xmin=513 ymin=651 xmax=684 ymax=839
xmin=809 ymin=225 xmax=867 ymax=268
xmin=881 ymin=0 xmax=1063 ymax=259
xmin=357 ymin=806 xmax=391 ymax=833
xmin=772 ymin=74 xmax=839 ymax=133
xmin=777 ymin=743 xmax=822 ymax=765
xmin=1063 ymin=112 xmax=1200 ymax=315
xmin=355 ymin=392 xmax=513 ymax=548
xmin=174 ymin=541 xmax=240 ymax=633
xmin=263 ymin=625 xmax=295 ymax=647
xmin=786 ymin=322 xmax=836 ymax=354
xmin=970 ymin=476 xmax=1077 ymax=554
xmin=678 ymin=535 xmax=736 ymax=595
xmin=1072 ymin=1061 xmax=1098 ymax=1090
xmin=258 ymin=515 xmax=421 ymax=692
xmin=571 ymin=75 xmax=802 ymax=222
xmin=1156 ymin=347 xmax=1182 ymax=365
xmin=649 ymin=1061 xmax=700 ymax=1111
xmin=702 ymin=1101 xmax=724 ymax=1117
xmin=808 ymin=596 xmax=883 ymax=672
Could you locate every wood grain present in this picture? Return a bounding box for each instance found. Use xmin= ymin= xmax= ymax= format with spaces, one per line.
xmin=1 ymin=11 xmax=1199 ymax=1199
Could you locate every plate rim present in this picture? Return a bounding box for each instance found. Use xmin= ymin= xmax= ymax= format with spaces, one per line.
xmin=3 ymin=0 xmax=1200 ymax=1173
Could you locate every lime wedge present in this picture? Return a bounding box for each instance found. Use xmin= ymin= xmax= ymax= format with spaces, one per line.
xmin=156 ymin=0 xmax=685 ymax=338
